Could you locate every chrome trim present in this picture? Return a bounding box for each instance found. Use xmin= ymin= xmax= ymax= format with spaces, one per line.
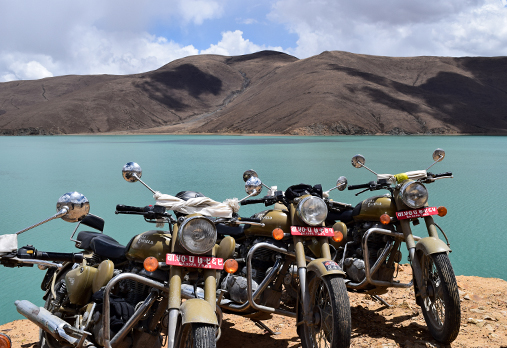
xmin=218 ymin=242 xmax=310 ymax=318
xmin=5 ymin=257 xmax=63 ymax=269
xmin=345 ymin=228 xmax=419 ymax=290
xmin=103 ymin=273 xmax=168 ymax=348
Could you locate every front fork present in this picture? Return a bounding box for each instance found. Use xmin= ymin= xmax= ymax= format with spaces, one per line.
xmin=167 ymin=267 xmax=217 ymax=348
xmin=400 ymin=215 xmax=439 ymax=299
xmin=295 ymin=236 xmax=332 ymax=324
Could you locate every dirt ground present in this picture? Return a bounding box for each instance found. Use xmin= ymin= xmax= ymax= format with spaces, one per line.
xmin=1 ymin=264 xmax=506 ymax=348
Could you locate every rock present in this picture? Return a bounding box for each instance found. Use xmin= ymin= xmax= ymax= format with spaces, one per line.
xmin=464 ymin=294 xmax=471 ymax=300
xmin=484 ymin=315 xmax=498 ymax=321
xmin=470 ymin=308 xmax=485 ymax=314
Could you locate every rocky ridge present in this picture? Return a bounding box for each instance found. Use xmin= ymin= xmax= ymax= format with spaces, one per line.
xmin=1 ymin=51 xmax=507 ymax=135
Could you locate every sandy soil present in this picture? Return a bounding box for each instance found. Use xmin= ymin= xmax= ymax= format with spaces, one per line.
xmin=1 ymin=264 xmax=506 ymax=348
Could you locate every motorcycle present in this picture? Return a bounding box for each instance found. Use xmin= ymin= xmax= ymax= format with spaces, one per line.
xmin=0 ymin=190 xmax=174 ymax=348
xmin=326 ymin=149 xmax=460 ymax=344
xmin=200 ymin=171 xmax=352 ymax=348
xmin=0 ymin=161 xmax=234 ymax=348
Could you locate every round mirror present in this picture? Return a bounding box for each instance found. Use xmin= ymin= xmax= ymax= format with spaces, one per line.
xmin=245 ymin=176 xmax=262 ymax=196
xmin=432 ymin=148 xmax=445 ymax=162
xmin=56 ymin=192 xmax=90 ymax=222
xmin=122 ymin=162 xmax=142 ymax=182
xmin=242 ymin=169 xmax=258 ymax=182
xmin=336 ymin=176 xmax=348 ymax=191
xmin=351 ymin=154 xmax=365 ymax=168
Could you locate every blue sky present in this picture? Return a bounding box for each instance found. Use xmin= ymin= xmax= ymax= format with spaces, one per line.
xmin=1 ymin=0 xmax=507 ymax=81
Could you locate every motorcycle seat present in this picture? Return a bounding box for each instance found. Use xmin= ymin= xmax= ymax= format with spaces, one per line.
xmin=327 ymin=202 xmax=361 ymax=224
xmin=76 ymin=231 xmax=127 ymax=260
xmin=216 ymin=223 xmax=245 ymax=237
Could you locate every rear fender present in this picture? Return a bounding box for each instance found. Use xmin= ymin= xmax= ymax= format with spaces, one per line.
xmin=179 ymin=298 xmax=218 ymax=326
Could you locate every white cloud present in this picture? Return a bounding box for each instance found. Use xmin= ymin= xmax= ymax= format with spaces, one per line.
xmin=269 ymin=0 xmax=507 ymax=57
xmin=178 ymin=0 xmax=224 ymax=25
xmin=200 ymin=30 xmax=284 ymax=56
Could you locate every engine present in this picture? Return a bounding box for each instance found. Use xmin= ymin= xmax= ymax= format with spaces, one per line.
xmin=339 ymin=222 xmax=399 ymax=283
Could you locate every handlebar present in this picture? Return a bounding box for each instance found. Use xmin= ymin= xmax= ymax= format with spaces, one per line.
xmin=347 ymin=182 xmax=374 ymax=191
xmin=240 ymin=198 xmax=268 ymax=206
xmin=35 ymin=251 xmax=84 ymax=263
xmin=429 ymin=171 xmax=453 ymax=178
xmin=116 ymin=204 xmax=146 ymax=213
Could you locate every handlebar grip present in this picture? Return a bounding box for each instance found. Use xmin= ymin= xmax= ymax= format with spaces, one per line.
xmin=434 ymin=171 xmax=452 ymax=178
xmin=238 ymin=217 xmax=262 ymax=223
xmin=35 ymin=251 xmax=84 ymax=263
xmin=116 ymin=204 xmax=145 ymax=212
xmin=348 ymin=182 xmax=371 ymax=190
xmin=240 ymin=199 xmax=265 ymax=206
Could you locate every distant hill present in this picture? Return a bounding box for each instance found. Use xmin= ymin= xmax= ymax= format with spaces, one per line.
xmin=1 ymin=50 xmax=507 ymax=135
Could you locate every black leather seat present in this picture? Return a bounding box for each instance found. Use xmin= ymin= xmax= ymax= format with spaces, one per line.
xmin=77 ymin=231 xmax=127 ymax=260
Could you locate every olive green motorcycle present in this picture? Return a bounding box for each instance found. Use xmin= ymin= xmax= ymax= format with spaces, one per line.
xmin=326 ymin=149 xmax=460 ymax=344
xmin=0 ymin=162 xmax=227 ymax=348
xmin=201 ymin=171 xmax=352 ymax=348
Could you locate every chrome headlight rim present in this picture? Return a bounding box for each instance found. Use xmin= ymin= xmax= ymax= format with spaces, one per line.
xmin=399 ymin=181 xmax=428 ymax=209
xmin=177 ymin=216 xmax=217 ymax=255
xmin=296 ymin=196 xmax=328 ymax=226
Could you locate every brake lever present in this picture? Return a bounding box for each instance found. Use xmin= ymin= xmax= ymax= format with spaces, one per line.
xmin=355 ymin=188 xmax=369 ymax=196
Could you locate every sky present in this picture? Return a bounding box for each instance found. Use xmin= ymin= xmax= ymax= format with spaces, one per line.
xmin=1 ymin=0 xmax=507 ymax=82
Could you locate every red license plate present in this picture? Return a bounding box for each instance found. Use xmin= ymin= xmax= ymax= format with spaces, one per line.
xmin=166 ymin=254 xmax=224 ymax=270
xmin=290 ymin=226 xmax=334 ymax=236
xmin=396 ymin=207 xmax=438 ymax=220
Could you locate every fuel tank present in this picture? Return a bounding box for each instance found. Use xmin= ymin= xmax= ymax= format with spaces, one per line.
xmin=353 ymin=195 xmax=397 ymax=222
xmin=126 ymin=230 xmax=172 ymax=262
xmin=245 ymin=208 xmax=291 ymax=237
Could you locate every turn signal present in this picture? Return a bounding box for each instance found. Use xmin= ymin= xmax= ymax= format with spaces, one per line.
xmin=272 ymin=228 xmax=284 ymax=241
xmin=380 ymin=214 xmax=391 ymax=225
xmin=143 ymin=257 xmax=159 ymax=272
xmin=437 ymin=206 xmax=447 ymax=217
xmin=0 ymin=333 xmax=12 ymax=348
xmin=224 ymin=259 xmax=238 ymax=274
xmin=332 ymin=231 xmax=344 ymax=243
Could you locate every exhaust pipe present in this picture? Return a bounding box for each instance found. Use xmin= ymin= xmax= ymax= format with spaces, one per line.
xmin=15 ymin=300 xmax=94 ymax=347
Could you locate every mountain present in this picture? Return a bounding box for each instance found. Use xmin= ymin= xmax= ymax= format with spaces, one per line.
xmin=1 ymin=50 xmax=507 ymax=135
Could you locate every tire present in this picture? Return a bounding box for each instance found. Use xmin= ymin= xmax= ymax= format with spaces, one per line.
xmin=298 ymin=273 xmax=351 ymax=348
xmin=418 ymin=252 xmax=461 ymax=344
xmin=174 ymin=322 xmax=216 ymax=348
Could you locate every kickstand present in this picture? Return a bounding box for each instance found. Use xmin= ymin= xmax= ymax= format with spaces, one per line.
xmin=372 ymin=294 xmax=392 ymax=308
xmin=252 ymin=320 xmax=281 ymax=335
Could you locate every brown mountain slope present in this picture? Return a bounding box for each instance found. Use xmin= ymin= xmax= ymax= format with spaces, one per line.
xmin=1 ymin=50 xmax=506 ymax=135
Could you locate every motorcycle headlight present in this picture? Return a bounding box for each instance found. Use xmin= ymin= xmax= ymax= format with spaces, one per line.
xmin=399 ymin=181 xmax=428 ymax=209
xmin=296 ymin=196 xmax=328 ymax=226
xmin=178 ymin=216 xmax=217 ymax=254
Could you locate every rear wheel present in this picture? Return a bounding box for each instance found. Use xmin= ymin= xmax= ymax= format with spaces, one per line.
xmin=175 ymin=322 xmax=216 ymax=348
xmin=418 ymin=252 xmax=460 ymax=344
xmin=298 ymin=273 xmax=351 ymax=348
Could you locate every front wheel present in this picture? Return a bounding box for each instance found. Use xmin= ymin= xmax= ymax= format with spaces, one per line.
xmin=298 ymin=273 xmax=351 ymax=348
xmin=418 ymin=252 xmax=461 ymax=344
xmin=174 ymin=322 xmax=216 ymax=348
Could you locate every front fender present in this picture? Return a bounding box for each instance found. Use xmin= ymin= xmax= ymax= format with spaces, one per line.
xmin=415 ymin=237 xmax=451 ymax=255
xmin=179 ymin=298 xmax=218 ymax=326
xmin=307 ymin=258 xmax=346 ymax=277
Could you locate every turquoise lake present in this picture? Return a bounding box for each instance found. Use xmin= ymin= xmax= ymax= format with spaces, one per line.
xmin=0 ymin=135 xmax=506 ymax=325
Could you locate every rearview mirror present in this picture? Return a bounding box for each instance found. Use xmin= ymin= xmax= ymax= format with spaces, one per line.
xmin=245 ymin=176 xmax=262 ymax=197
xmin=122 ymin=162 xmax=142 ymax=182
xmin=242 ymin=169 xmax=258 ymax=182
xmin=432 ymin=149 xmax=445 ymax=162
xmin=56 ymin=192 xmax=90 ymax=223
xmin=351 ymin=154 xmax=365 ymax=168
